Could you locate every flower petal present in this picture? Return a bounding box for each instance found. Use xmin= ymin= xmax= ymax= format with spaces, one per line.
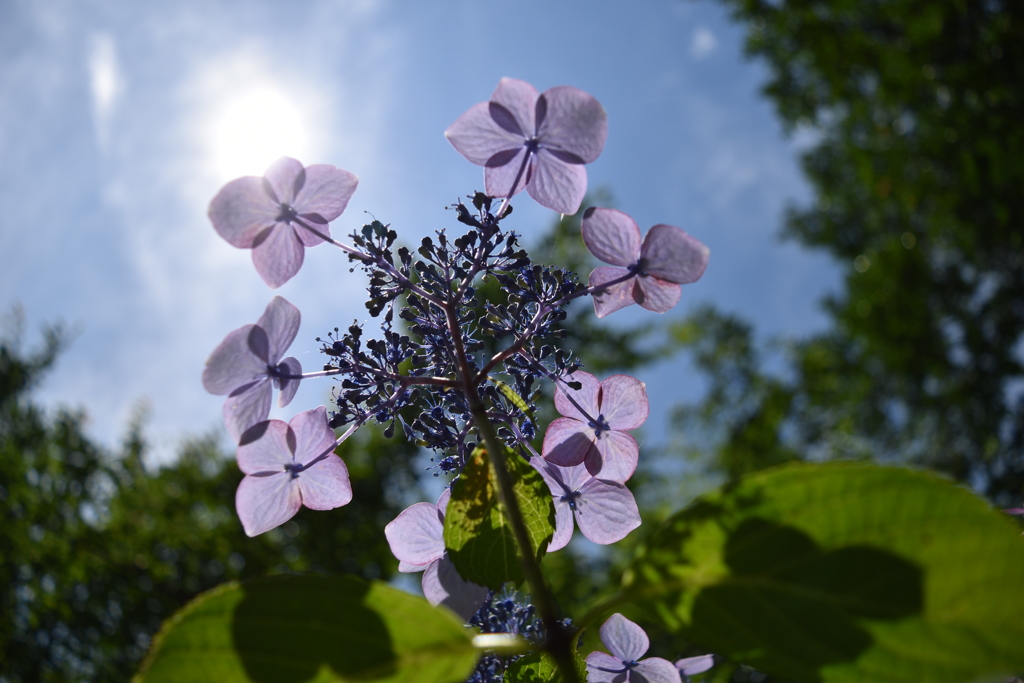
xmin=294 ymin=164 xmax=358 ymax=224
xmin=585 ymin=651 xmax=627 ymax=683
xmin=236 ymin=472 xmax=301 ymax=537
xmin=484 ymin=147 xmax=531 ymax=198
xmin=256 ymin=296 xmax=301 ymax=363
xmin=202 ymin=325 xmax=267 ymax=395
xmin=385 ymin=502 xmax=446 ymax=566
xmin=554 ymin=370 xmax=601 ymax=420
xmin=599 ymin=375 xmax=649 ymax=431
xmin=298 ymin=454 xmax=352 ymax=510
xmin=600 ymin=613 xmax=649 ymax=663
xmin=640 ymin=224 xmax=710 ymax=285
xmin=542 ymin=417 xmax=594 ymax=468
xmin=536 ymin=86 xmax=607 ymax=164
xmin=275 ymin=356 xmax=302 ymax=407
xmin=262 ymin=156 xmax=304 ymax=206
xmin=582 ymin=208 xmax=642 ymax=268
xmin=675 ymin=655 xmax=714 ymax=676
xmin=251 ymin=223 xmax=305 ymax=289
xmin=398 ymin=560 xmax=426 ymax=573
xmin=208 ymin=176 xmax=278 ymax=248
xmin=586 ymin=430 xmax=639 ymax=483
xmin=634 ymin=275 xmax=682 ymax=314
xmin=634 ymin=658 xmax=683 ymax=683
xmin=236 ymin=419 xmax=292 ymax=474
xmin=573 ymin=478 xmax=641 ymax=545
xmin=445 ymin=101 xmax=524 ymax=167
xmin=491 ymin=77 xmax=538 ymax=136
xmin=290 ymin=406 xmax=338 ymax=467
xmin=422 ymin=555 xmax=489 ymax=621
xmin=223 ymin=381 xmax=272 ymax=444
xmin=531 ymin=458 xmax=575 ymax=552
xmin=528 ymin=150 xmax=588 ymax=215
xmin=590 ymin=267 xmax=638 ymax=318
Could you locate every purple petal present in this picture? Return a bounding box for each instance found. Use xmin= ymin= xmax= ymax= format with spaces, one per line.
xmin=634 ymin=658 xmax=683 ymax=683
xmin=297 ymin=454 xmax=352 ymax=510
xmin=289 ymin=406 xmax=338 ymax=465
xmin=398 ymin=560 xmax=426 ymax=573
xmin=256 ymin=296 xmax=301 ymax=363
xmin=294 ymin=164 xmax=358 ymax=224
xmin=251 ymin=224 xmax=305 ymax=289
xmin=634 ymin=276 xmax=682 ymax=314
xmin=385 ymin=502 xmax=446 ymax=567
xmin=536 ymin=86 xmax=607 ymax=164
xmin=222 ymin=381 xmax=273 ymax=444
xmin=202 ymin=325 xmax=267 ymax=395
xmin=574 ymin=478 xmax=641 ymax=545
xmin=586 ymin=431 xmax=639 ymax=483
xmin=208 ymin=176 xmax=278 ymax=248
xmin=422 ymin=555 xmax=489 ymax=621
xmin=600 ymin=613 xmax=649 ymax=662
xmin=581 ymin=208 xmax=642 ymax=268
xmin=437 ymin=488 xmax=452 ymax=516
xmin=236 ymin=472 xmax=301 ymax=537
xmin=236 ymin=419 xmax=292 ymax=474
xmin=262 ymin=157 xmax=304 ymax=206
xmin=585 ymin=651 xmax=626 ymax=683
xmin=640 ymin=224 xmax=710 ymax=285
xmin=548 ymin=496 xmax=575 ymax=552
xmin=490 ymin=78 xmax=538 ymax=137
xmin=528 ymin=150 xmax=588 ymax=215
xmin=484 ymin=147 xmax=532 ymax=198
xmin=554 ymin=370 xmax=601 ymax=420
xmin=599 ymin=375 xmax=649 ymax=431
xmin=542 ymin=417 xmax=595 ymax=468
xmin=590 ymin=267 xmax=638 ymax=318
xmin=446 ymin=102 xmax=524 ymax=167
xmin=675 ymin=655 xmax=714 ymax=676
xmin=275 ymin=356 xmax=302 ymax=407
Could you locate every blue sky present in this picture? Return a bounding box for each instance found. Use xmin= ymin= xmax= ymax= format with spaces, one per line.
xmin=0 ymin=0 xmax=838 ymax=463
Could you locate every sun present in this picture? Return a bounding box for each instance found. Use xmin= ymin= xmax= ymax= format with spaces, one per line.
xmin=212 ymin=84 xmax=309 ymax=180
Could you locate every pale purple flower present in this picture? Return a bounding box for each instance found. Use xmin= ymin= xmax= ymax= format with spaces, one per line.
xmin=676 ymin=655 xmax=714 ymax=683
xmin=445 ymin=77 xmax=607 ymax=215
xmin=541 ymin=371 xmax=648 ymax=483
xmin=235 ymin=406 xmax=352 ymax=537
xmin=586 ymin=614 xmax=681 ymax=683
xmin=209 ymin=156 xmax=358 ymax=288
xmin=202 ymin=296 xmax=302 ymax=444
xmin=582 ymin=207 xmax=710 ymax=318
xmin=384 ymin=489 xmax=489 ymax=621
xmin=531 ymin=459 xmax=640 ymax=551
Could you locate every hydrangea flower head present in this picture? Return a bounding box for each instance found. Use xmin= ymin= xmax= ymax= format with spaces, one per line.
xmin=532 ymin=459 xmax=640 ymax=551
xmin=586 ymin=613 xmax=681 ymax=683
xmin=384 ymin=489 xmax=489 ymax=620
xmin=445 ymin=78 xmax=607 ymax=215
xmin=209 ymin=156 xmax=358 ymax=288
xmin=202 ymin=296 xmax=303 ymax=443
xmin=235 ymin=406 xmax=352 ymax=537
xmin=542 ymin=371 xmax=648 ymax=482
xmin=582 ymin=207 xmax=710 ymax=318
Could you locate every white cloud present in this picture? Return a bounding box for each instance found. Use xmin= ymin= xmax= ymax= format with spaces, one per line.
xmin=88 ymin=33 xmax=122 ymax=151
xmin=690 ymin=26 xmax=717 ymax=60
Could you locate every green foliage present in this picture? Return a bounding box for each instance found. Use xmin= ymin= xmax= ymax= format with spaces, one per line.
xmin=135 ymin=575 xmax=479 ymax=683
xmin=620 ymin=462 xmax=1024 ymax=682
xmin=443 ymin=447 xmax=554 ymax=590
xmin=681 ymin=0 xmax=1024 ymax=504
xmin=0 ymin=318 xmax=422 ymax=682
xmin=502 ymin=651 xmax=586 ymax=683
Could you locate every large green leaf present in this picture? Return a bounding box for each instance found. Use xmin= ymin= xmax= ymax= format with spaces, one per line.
xmin=621 ymin=462 xmax=1024 ymax=682
xmin=134 ymin=574 xmax=478 ymax=683
xmin=444 ymin=447 xmax=555 ymax=589
xmin=503 ymin=651 xmax=586 ymax=683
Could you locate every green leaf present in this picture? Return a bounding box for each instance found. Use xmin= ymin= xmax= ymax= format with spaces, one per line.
xmin=444 ymin=447 xmax=555 ymax=589
xmin=503 ymin=651 xmax=586 ymax=683
xmin=621 ymin=462 xmax=1024 ymax=683
xmin=134 ymin=574 xmax=478 ymax=683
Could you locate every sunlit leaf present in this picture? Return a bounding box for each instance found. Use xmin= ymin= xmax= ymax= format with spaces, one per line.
xmin=620 ymin=463 xmax=1024 ymax=683
xmin=134 ymin=574 xmax=478 ymax=683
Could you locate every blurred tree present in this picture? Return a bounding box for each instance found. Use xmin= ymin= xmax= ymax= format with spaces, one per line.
xmin=675 ymin=0 xmax=1024 ymax=504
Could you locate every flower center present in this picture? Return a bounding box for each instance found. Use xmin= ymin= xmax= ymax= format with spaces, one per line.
xmin=276 ymin=203 xmax=299 ymax=223
xmin=283 ymin=462 xmax=303 ymax=479
xmin=588 ymin=413 xmax=611 ymax=439
xmin=560 ymin=489 xmax=581 ymax=511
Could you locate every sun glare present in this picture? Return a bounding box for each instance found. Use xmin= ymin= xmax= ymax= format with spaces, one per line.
xmin=212 ymin=84 xmax=309 ymax=180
